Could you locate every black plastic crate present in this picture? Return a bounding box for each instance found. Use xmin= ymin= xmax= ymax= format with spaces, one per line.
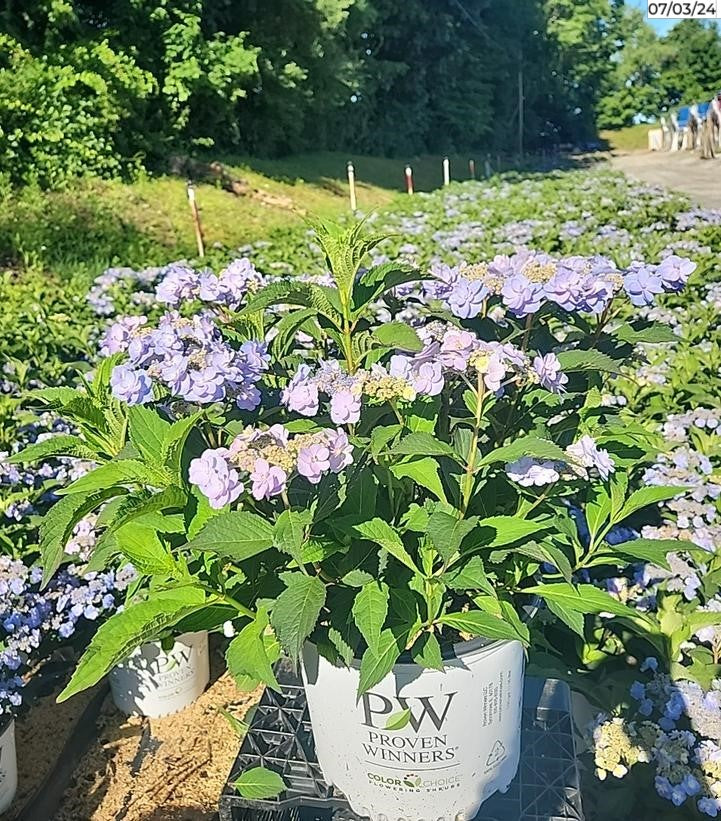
xmin=219 ymin=663 xmax=584 ymax=821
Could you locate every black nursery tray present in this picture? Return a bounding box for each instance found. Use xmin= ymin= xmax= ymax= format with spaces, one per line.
xmin=219 ymin=663 xmax=584 ymax=821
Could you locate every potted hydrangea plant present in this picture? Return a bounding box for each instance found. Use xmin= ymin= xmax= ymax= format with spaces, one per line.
xmin=22 ymin=222 xmax=697 ymax=818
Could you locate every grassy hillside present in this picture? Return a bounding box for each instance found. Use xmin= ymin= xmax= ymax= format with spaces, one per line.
xmin=0 ymin=152 xmax=483 ymax=281
xmin=599 ymin=124 xmax=652 ymax=153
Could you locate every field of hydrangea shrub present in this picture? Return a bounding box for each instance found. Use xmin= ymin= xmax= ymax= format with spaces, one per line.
xmin=3 ymin=166 xmax=721 ymax=819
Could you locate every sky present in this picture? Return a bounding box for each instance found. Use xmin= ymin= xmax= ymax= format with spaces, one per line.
xmin=628 ymin=0 xmax=679 ymax=35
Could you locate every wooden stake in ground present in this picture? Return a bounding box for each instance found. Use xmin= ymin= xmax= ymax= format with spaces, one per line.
xmin=347 ymin=161 xmax=357 ymax=211
xmin=443 ymin=156 xmax=450 ymax=186
xmin=469 ymin=159 xmax=476 ymax=179
xmin=405 ymin=165 xmax=414 ymax=195
xmin=186 ymin=182 xmax=205 ymax=258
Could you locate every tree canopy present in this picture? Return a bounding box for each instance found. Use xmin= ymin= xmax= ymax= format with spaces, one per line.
xmin=0 ymin=1 xmax=718 ymax=186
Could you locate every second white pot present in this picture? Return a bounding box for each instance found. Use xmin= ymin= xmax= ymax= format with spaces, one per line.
xmin=302 ymin=636 xmax=524 ymax=821
xmin=0 ymin=718 xmax=17 ymax=815
xmin=109 ymin=630 xmax=210 ymax=717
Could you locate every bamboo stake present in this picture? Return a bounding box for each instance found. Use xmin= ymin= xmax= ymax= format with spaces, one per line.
xmin=405 ymin=164 xmax=414 ymax=195
xmin=186 ymin=182 xmax=205 ymax=258
xmin=347 ymin=161 xmax=357 ymax=211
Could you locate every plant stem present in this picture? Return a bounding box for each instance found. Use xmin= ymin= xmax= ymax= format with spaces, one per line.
xmin=461 ymin=372 xmax=485 ymax=515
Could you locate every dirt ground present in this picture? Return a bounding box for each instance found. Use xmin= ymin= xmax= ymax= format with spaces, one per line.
xmin=608 ymin=150 xmax=721 ymax=209
xmin=54 ymin=648 xmax=260 ymax=821
xmin=9 ymin=645 xmax=260 ymax=821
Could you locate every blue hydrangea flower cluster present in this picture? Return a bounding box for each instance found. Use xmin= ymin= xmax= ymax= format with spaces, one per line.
xmin=107 ymin=310 xmax=269 ymax=407
xmin=0 ymin=556 xmax=136 ymax=718
xmin=420 ymin=250 xmax=695 ymax=320
xmin=154 ymin=258 xmax=267 ymax=309
xmin=593 ymin=671 xmax=721 ymax=816
xmin=189 ymin=424 xmax=353 ymax=508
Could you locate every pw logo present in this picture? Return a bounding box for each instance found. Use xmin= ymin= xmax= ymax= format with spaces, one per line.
xmin=362 ymin=691 xmax=458 ymax=732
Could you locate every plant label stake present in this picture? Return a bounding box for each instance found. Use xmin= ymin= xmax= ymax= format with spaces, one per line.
xmin=347 ymin=161 xmax=357 ymax=211
xmin=186 ymin=182 xmax=205 ymax=258
xmin=443 ymin=156 xmax=450 ymax=186
xmin=405 ymin=164 xmax=414 ymax=195
xmin=469 ymin=158 xmax=476 ymax=179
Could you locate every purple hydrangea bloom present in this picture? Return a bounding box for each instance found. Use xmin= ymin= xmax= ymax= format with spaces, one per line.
xmin=501 ymin=274 xmax=544 ymax=316
xmin=100 ymin=316 xmax=148 ymax=356
xmin=623 ymin=265 xmax=664 ymax=307
xmin=533 ymin=353 xmax=568 ymax=393
xmin=281 ymin=365 xmax=319 ymax=416
xmin=505 ymin=457 xmax=560 ymax=487
xmin=330 ymin=389 xmax=362 ymax=425
xmin=447 ymin=278 xmax=489 ymax=319
xmin=296 ymin=443 xmax=331 ymax=484
xmin=566 ymin=435 xmax=615 ymax=480
xmin=325 ymin=429 xmax=354 ymax=473
xmin=188 ymin=448 xmax=243 ymax=509
xmin=110 ymin=365 xmax=153 ymax=405
xmin=440 ymin=329 xmax=477 ymax=371
xmin=656 ymin=254 xmax=696 ymax=292
xmin=250 ymin=459 xmax=287 ymax=500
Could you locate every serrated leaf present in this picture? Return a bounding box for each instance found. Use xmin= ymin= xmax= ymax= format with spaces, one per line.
xmin=469 ymin=516 xmax=550 ymax=549
xmin=185 ymin=511 xmax=273 ymax=561
xmin=614 ymin=323 xmax=677 ymax=344
xmin=127 ymin=405 xmax=171 ymax=462
xmin=372 ymin=322 xmax=423 ymax=352
xmin=8 ymin=435 xmax=98 ymax=464
xmin=226 ymin=609 xmax=281 ymax=692
xmin=615 ymin=486 xmax=686 ymax=522
xmin=352 ymin=581 xmax=389 ymax=649
xmin=370 ymin=424 xmax=402 ymax=457
xmin=545 ymin=599 xmax=585 ymax=638
xmin=271 ymin=573 xmax=326 ymax=664
xmin=40 ymin=487 xmax=126 ymax=585
xmin=112 ymin=521 xmax=175 ymax=575
xmin=391 ymin=457 xmax=447 ymax=502
xmin=234 ymin=767 xmax=285 ymax=800
xmin=555 ymin=350 xmax=622 ymax=373
xmin=438 ymin=610 xmax=527 ymax=645
xmin=411 ymin=632 xmax=444 ymax=671
xmin=58 ymin=588 xmax=207 ymax=701
xmin=524 ymin=582 xmax=651 ymax=623
xmin=480 ymin=436 xmax=568 ymax=467
xmin=59 ymin=460 xmax=171 ymax=495
xmin=391 ymin=432 xmax=457 ymax=460
xmin=358 ymin=628 xmax=406 ymax=695
xmin=385 ymin=708 xmax=412 ymax=730
xmin=443 ymin=556 xmax=495 ymax=595
xmin=274 ymin=509 xmax=312 ymax=566
xmin=353 ymin=519 xmax=419 ymax=574
xmin=104 ymin=486 xmax=187 ymax=538
xmin=427 ymin=512 xmax=477 ymax=562
xmin=592 ymin=538 xmax=696 ymax=569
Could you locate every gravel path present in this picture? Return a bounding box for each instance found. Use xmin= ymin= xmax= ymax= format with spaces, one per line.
xmin=608 ymin=151 xmax=721 ymax=209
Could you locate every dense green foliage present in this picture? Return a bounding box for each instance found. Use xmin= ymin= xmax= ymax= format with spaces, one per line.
xmin=0 ymin=0 xmax=630 ymax=187
xmin=599 ymin=15 xmax=721 ymax=129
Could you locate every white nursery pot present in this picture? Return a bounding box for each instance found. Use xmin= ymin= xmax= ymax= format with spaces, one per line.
xmin=0 ymin=719 xmax=17 ymax=814
xmin=109 ymin=630 xmax=210 ymax=718
xmin=302 ymin=637 xmax=524 ymax=821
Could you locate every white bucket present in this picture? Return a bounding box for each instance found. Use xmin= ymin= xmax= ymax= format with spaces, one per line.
xmin=109 ymin=631 xmax=210 ymax=718
xmin=0 ymin=719 xmax=17 ymax=814
xmin=302 ymin=637 xmax=524 ymax=821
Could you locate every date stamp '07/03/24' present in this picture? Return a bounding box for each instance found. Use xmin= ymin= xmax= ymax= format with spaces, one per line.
xmin=648 ymin=1 xmax=719 ymax=17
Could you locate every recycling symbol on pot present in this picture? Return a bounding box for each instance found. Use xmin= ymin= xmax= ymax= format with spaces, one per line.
xmin=486 ymin=740 xmax=506 ymax=767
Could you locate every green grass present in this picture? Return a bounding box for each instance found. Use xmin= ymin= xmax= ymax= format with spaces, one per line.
xmin=0 ymin=151 xmax=485 ymax=282
xmin=599 ymin=124 xmax=654 ymax=152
